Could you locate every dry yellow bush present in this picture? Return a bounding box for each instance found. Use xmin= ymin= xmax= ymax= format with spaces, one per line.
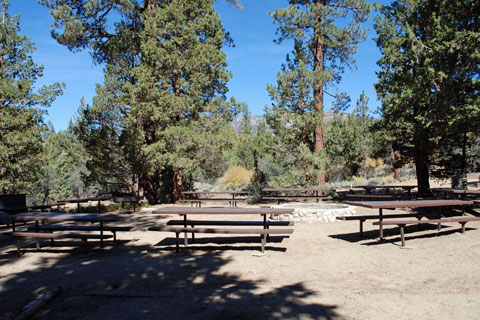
xmin=219 ymin=165 xmax=253 ymax=190
xmin=365 ymin=157 xmax=385 ymax=168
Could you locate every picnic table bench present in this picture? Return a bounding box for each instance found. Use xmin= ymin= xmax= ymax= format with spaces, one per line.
xmin=112 ymin=195 xmax=143 ymax=212
xmin=336 ymin=212 xmax=437 ymax=238
xmin=4 ymin=231 xmax=113 ymax=256
xmin=431 ymin=188 xmax=480 ymax=200
xmin=179 ymin=191 xmax=248 ymax=207
xmin=343 ymin=200 xmax=473 ymax=240
xmin=3 ymin=212 xmax=131 ymax=255
xmin=372 ymin=216 xmax=480 ymax=247
xmin=261 ymin=188 xmax=334 ymax=204
xmin=150 ymin=207 xmax=294 ymax=253
xmin=149 ymin=226 xmax=293 ymax=253
xmin=349 ymin=185 xmax=417 ymax=195
xmin=344 ymin=193 xmax=416 ymax=201
xmin=27 ymin=224 xmax=133 ymax=241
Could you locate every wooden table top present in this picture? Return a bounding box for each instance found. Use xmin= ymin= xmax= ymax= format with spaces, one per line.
xmin=262 ymin=188 xmax=333 ymax=192
xmin=152 ymin=207 xmax=294 ymax=215
xmin=58 ymin=197 xmax=112 ymax=203
xmin=351 ymin=185 xmax=417 ymax=190
xmin=344 ymin=199 xmax=473 ymax=209
xmin=8 ymin=212 xmax=130 ymax=222
xmin=181 ymin=191 xmax=248 ymax=195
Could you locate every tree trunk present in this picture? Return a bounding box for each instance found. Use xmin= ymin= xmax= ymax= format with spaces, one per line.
xmin=313 ymin=0 xmax=326 ymax=187
xmin=144 ymin=0 xmax=156 ymax=10
xmin=172 ymin=171 xmax=183 ymax=203
xmin=414 ymin=148 xmax=430 ymax=194
xmin=392 ymin=149 xmax=402 ymax=181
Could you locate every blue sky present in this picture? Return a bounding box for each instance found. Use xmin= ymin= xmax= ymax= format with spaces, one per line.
xmin=10 ymin=0 xmax=383 ymax=131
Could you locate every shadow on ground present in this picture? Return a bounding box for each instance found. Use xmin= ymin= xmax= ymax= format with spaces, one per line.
xmin=0 ymin=233 xmax=341 ymax=319
xmin=329 ymin=223 xmax=476 ymax=247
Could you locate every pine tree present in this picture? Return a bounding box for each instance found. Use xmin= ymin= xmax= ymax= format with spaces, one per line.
xmin=375 ymin=0 xmax=480 ymax=192
xmin=268 ymin=0 xmax=371 ymax=186
xmin=0 ymin=0 xmax=63 ymax=195
xmin=42 ymin=0 xmax=242 ymax=203
xmin=121 ymin=0 xmax=240 ymax=203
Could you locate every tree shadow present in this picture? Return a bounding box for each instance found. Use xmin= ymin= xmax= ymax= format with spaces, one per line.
xmin=0 ymin=237 xmax=342 ymax=319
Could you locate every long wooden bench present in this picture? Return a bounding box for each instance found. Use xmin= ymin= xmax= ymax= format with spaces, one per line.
xmin=372 ymin=216 xmax=480 ymax=247
xmin=262 ymin=196 xmax=332 ymax=204
xmin=148 ymin=226 xmax=294 ymax=253
xmin=336 ymin=213 xmax=438 ymax=238
xmin=167 ymin=219 xmax=294 ymax=242
xmin=27 ymin=224 xmax=133 ymax=241
xmin=178 ymin=198 xmax=246 ymax=207
xmin=3 ymin=231 xmax=113 ymax=256
xmin=166 ymin=219 xmax=294 ymax=227
xmin=344 ymin=193 xmax=415 ymax=201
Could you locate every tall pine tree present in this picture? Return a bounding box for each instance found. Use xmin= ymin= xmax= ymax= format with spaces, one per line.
xmin=268 ymin=0 xmax=371 ymax=186
xmin=0 ymin=0 xmax=63 ymax=196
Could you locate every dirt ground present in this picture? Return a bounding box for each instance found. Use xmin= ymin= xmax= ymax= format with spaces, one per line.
xmin=1 ymin=176 xmax=480 ymax=320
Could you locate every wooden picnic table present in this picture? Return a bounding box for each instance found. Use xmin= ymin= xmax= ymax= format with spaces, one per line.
xmin=58 ymin=196 xmax=113 ymax=213
xmin=431 ymin=188 xmax=480 ymax=199
xmin=344 ymin=199 xmax=473 ymax=240
xmin=349 ymin=185 xmax=417 ymax=195
xmin=7 ymin=211 xmax=130 ymax=247
xmin=151 ymin=207 xmax=294 ymax=252
xmin=0 ymin=204 xmax=54 ymax=213
xmin=261 ymin=188 xmax=334 ymax=204
xmin=180 ymin=191 xmax=248 ymax=207
xmin=112 ymin=195 xmax=143 ymax=212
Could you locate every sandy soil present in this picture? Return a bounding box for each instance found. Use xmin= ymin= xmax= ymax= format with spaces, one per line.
xmin=1 ymin=176 xmax=480 ymax=320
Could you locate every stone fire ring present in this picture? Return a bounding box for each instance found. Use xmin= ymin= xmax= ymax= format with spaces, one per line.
xmin=270 ymin=203 xmax=356 ymax=223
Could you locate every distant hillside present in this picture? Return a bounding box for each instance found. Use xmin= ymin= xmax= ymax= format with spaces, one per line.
xmin=230 ymin=110 xmax=345 ymax=133
xmin=230 ymin=115 xmax=266 ymax=133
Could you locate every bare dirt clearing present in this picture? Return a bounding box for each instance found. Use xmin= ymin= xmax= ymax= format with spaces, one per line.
xmin=1 ymin=177 xmax=480 ymax=319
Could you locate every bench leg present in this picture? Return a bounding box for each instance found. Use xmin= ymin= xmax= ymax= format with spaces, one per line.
xmin=379 ymin=209 xmax=384 ymax=240
xmin=175 ymin=232 xmax=180 ymax=253
xmin=100 ymin=222 xmax=104 ymax=248
xmin=113 ymin=231 xmax=117 ymax=242
xmin=190 ymin=224 xmax=195 ymax=243
xmin=359 ymin=219 xmax=365 ymax=238
xmin=460 ymin=222 xmax=467 ymax=233
xmin=399 ymin=224 xmax=406 ymax=248
xmin=82 ymin=239 xmax=89 ymax=253
xmin=261 ymin=234 xmax=266 ymax=253
xmin=16 ymin=238 xmax=22 ymax=256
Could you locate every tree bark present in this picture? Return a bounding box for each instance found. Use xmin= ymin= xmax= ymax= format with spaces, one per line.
xmin=313 ymin=0 xmax=326 ymax=186
xmin=392 ymin=149 xmax=402 ymax=181
xmin=414 ymin=148 xmax=430 ymax=194
xmin=172 ymin=171 xmax=183 ymax=203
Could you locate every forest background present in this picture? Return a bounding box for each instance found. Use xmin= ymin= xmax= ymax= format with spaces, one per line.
xmin=1 ymin=0 xmax=479 ymax=205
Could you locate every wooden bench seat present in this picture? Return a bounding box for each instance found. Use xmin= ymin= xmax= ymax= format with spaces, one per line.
xmin=3 ymin=231 xmax=113 ymax=256
xmin=166 ymin=219 xmax=294 ymax=227
xmin=372 ymin=216 xmax=480 ymax=247
xmin=336 ymin=213 xmax=437 ymax=238
xmin=27 ymin=224 xmax=133 ymax=241
xmin=148 ymin=226 xmax=294 ymax=253
xmin=344 ymin=193 xmax=414 ymax=201
xmin=262 ymin=196 xmax=332 ymax=204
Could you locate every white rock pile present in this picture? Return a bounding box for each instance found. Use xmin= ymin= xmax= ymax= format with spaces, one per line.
xmin=270 ymin=203 xmax=356 ymax=223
